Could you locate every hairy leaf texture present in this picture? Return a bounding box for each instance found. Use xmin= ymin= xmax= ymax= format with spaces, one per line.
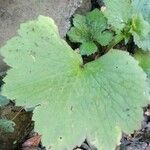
xmin=130 ymin=14 xmax=150 ymax=51
xmin=103 ymin=0 xmax=132 ymax=30
xmin=132 ymin=0 xmax=150 ymax=23
xmin=1 ymin=16 xmax=149 ymax=150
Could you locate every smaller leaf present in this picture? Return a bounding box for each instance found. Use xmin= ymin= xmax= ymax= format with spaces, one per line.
xmin=130 ymin=14 xmax=150 ymax=51
xmin=0 ymin=119 xmax=15 ymax=133
xmin=67 ymin=9 xmax=113 ymax=55
xmin=103 ymin=0 xmax=132 ymax=30
xmin=67 ymin=27 xmax=89 ymax=43
xmin=80 ymin=42 xmax=97 ymax=56
xmin=73 ymin=14 xmax=87 ymax=28
xmin=131 ymin=14 xmax=150 ymax=38
xmin=133 ymin=33 xmax=150 ymax=52
xmin=94 ymin=31 xmax=113 ymax=46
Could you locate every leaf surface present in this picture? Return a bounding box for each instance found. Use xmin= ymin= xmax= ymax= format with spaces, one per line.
xmin=95 ymin=31 xmax=113 ymax=46
xmin=133 ymin=33 xmax=150 ymax=51
xmin=103 ymin=0 xmax=132 ymax=30
xmin=67 ymin=15 xmax=90 ymax=43
xmin=131 ymin=14 xmax=150 ymax=38
xmin=130 ymin=14 xmax=150 ymax=51
xmin=1 ymin=16 xmax=149 ymax=150
xmin=132 ymin=0 xmax=150 ymax=23
xmin=134 ymin=50 xmax=150 ymax=84
xmin=80 ymin=42 xmax=97 ymax=56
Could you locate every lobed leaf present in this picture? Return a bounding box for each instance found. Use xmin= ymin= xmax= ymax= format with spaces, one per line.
xmin=80 ymin=42 xmax=97 ymax=56
xmin=86 ymin=8 xmax=107 ymax=35
xmin=94 ymin=31 xmax=113 ymax=46
xmin=68 ymin=15 xmax=90 ymax=43
xmin=1 ymin=16 xmax=149 ymax=150
xmin=131 ymin=14 xmax=150 ymax=38
xmin=133 ymin=33 xmax=150 ymax=51
xmin=67 ymin=9 xmax=113 ymax=56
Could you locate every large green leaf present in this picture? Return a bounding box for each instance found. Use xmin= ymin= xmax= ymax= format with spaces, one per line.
xmin=103 ymin=0 xmax=132 ymax=30
xmin=67 ymin=14 xmax=90 ymax=43
xmin=132 ymin=0 xmax=150 ymax=23
xmin=1 ymin=16 xmax=149 ymax=150
xmin=131 ymin=14 xmax=150 ymax=38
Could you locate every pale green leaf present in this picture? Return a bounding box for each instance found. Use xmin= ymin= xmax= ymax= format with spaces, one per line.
xmin=133 ymin=33 xmax=150 ymax=51
xmin=131 ymin=14 xmax=150 ymax=38
xmin=134 ymin=50 xmax=150 ymax=71
xmin=86 ymin=9 xmax=107 ymax=35
xmin=94 ymin=31 xmax=113 ymax=46
xmin=67 ymin=27 xmax=89 ymax=43
xmin=86 ymin=9 xmax=113 ymax=45
xmin=67 ymin=15 xmax=90 ymax=43
xmin=103 ymin=0 xmax=132 ymax=30
xmin=67 ymin=9 xmax=113 ymax=55
xmin=130 ymin=14 xmax=150 ymax=51
xmin=132 ymin=0 xmax=150 ymax=23
xmin=73 ymin=14 xmax=87 ymax=28
xmin=80 ymin=42 xmax=97 ymax=56
xmin=1 ymin=16 xmax=149 ymax=150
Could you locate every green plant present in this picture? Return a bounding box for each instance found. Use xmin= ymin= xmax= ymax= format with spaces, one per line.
xmin=134 ymin=50 xmax=150 ymax=85
xmin=103 ymin=0 xmax=150 ymax=51
xmin=67 ymin=9 xmax=113 ymax=55
xmin=0 ymin=0 xmax=150 ymax=149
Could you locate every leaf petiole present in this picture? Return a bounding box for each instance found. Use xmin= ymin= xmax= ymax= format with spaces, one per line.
xmin=106 ymin=33 xmax=124 ymax=52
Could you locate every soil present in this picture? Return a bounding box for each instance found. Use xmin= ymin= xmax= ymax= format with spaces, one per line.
xmin=0 ymin=104 xmax=34 ymax=150
xmin=0 ymin=0 xmax=150 ymax=150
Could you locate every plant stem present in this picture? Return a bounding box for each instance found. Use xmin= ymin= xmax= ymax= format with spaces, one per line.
xmin=106 ymin=33 xmax=124 ymax=52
